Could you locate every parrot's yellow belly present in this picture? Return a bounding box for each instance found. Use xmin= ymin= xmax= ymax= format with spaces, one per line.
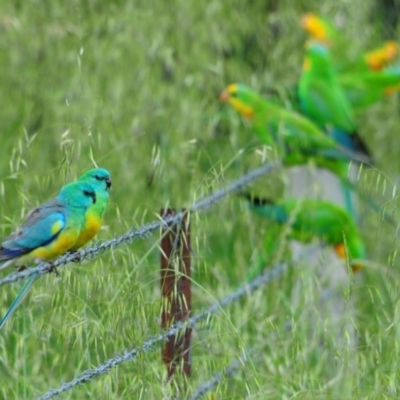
xmin=71 ymin=213 xmax=103 ymax=250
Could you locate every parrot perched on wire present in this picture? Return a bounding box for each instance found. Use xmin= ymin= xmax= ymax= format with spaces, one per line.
xmin=0 ymin=168 xmax=111 ymax=329
xmin=243 ymin=194 xmax=366 ymax=277
xmin=301 ymin=13 xmax=398 ymax=72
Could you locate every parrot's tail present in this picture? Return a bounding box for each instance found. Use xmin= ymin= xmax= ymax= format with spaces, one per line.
xmin=0 ymin=272 xmax=39 ymax=330
xmin=331 ymin=129 xmax=372 ymax=160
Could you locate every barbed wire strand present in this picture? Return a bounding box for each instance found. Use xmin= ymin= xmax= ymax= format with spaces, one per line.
xmin=38 ymin=262 xmax=287 ymax=400
xmin=0 ymin=162 xmax=280 ymax=288
xmin=190 ymin=349 xmax=253 ymax=400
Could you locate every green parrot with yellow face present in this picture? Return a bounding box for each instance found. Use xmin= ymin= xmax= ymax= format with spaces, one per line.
xmin=220 ymin=83 xmax=368 ymax=168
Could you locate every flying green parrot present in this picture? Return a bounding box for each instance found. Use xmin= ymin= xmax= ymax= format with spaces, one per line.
xmin=244 ymin=194 xmax=366 ymax=278
xmin=301 ymin=13 xmax=398 ymax=72
xmin=0 ymin=169 xmax=111 ymax=329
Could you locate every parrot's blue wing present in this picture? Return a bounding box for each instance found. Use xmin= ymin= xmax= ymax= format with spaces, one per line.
xmin=0 ymin=204 xmax=66 ymax=261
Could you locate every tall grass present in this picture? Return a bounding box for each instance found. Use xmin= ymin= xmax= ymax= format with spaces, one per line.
xmin=0 ymin=0 xmax=399 ymax=398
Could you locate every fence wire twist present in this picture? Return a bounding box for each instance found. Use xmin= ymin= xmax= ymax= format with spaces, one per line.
xmin=0 ymin=162 xmax=279 ymax=288
xmin=38 ymin=263 xmax=287 ymax=400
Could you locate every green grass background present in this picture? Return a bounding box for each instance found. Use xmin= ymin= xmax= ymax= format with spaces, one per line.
xmin=0 ymin=0 xmax=400 ymax=398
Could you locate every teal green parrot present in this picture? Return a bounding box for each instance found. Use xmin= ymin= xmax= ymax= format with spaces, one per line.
xmin=0 ymin=170 xmax=111 ymax=329
xmin=244 ymin=194 xmax=366 ymax=278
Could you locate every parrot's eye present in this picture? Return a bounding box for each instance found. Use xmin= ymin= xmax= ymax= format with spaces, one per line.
xmin=95 ymin=174 xmax=112 ymax=189
xmin=83 ymin=189 xmax=97 ymax=204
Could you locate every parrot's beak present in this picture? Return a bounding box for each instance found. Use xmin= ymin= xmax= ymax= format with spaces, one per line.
xmin=219 ymin=90 xmax=229 ymax=102
xmin=105 ymin=176 xmax=112 ymax=189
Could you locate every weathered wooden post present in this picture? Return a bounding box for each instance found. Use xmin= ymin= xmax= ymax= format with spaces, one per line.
xmin=160 ymin=209 xmax=192 ymax=382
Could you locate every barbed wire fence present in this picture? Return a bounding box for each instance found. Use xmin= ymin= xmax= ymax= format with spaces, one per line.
xmin=0 ymin=161 xmax=290 ymax=398
xmin=0 ymin=161 xmax=280 ymax=288
xmin=37 ymin=239 xmax=322 ymax=400
xmin=2 ymin=158 xmax=368 ymax=399
xmin=190 ymin=348 xmax=254 ymax=400
xmin=0 ymin=158 xmax=389 ymax=398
